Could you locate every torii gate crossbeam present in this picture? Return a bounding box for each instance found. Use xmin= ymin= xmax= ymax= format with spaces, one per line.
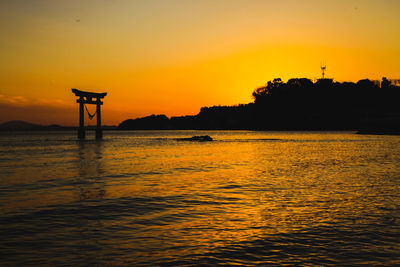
xmin=72 ymin=88 xmax=107 ymax=139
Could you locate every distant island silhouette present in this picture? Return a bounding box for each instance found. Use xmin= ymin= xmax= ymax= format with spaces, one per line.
xmin=2 ymin=77 xmax=400 ymax=134
xmin=0 ymin=121 xmax=115 ymax=131
xmin=0 ymin=121 xmax=72 ymax=131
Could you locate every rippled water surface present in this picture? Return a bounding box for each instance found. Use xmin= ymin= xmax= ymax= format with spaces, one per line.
xmin=1 ymin=131 xmax=400 ymax=265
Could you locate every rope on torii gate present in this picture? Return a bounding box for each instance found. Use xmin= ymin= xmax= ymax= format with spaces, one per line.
xmin=84 ymin=104 xmax=97 ymax=120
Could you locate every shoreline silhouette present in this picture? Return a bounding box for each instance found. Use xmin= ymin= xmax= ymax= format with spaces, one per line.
xmin=118 ymin=77 xmax=400 ymax=134
xmin=2 ymin=77 xmax=400 ymax=135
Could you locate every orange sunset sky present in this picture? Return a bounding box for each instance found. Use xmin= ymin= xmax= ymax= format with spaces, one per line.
xmin=1 ymin=0 xmax=399 ymax=126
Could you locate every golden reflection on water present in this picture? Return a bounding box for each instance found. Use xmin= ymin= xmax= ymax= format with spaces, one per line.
xmin=93 ymin=132 xmax=400 ymax=254
xmin=1 ymin=131 xmax=400 ymax=264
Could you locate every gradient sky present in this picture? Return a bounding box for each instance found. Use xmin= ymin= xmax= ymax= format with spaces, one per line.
xmin=1 ymin=0 xmax=399 ymax=125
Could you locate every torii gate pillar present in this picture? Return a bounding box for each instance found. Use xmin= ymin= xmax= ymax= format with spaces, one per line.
xmin=72 ymin=88 xmax=107 ymax=140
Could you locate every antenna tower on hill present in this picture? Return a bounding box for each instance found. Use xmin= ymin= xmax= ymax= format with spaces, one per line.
xmin=321 ymin=62 xmax=326 ymax=79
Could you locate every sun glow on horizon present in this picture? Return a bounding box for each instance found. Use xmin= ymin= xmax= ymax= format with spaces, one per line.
xmin=1 ymin=0 xmax=399 ymax=125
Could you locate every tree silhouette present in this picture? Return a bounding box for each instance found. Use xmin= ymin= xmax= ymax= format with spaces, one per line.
xmin=119 ymin=77 xmax=400 ymax=132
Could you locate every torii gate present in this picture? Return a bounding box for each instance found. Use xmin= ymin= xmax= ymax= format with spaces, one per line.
xmin=72 ymin=88 xmax=107 ymax=139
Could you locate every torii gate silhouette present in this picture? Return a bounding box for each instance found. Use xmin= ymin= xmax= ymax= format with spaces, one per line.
xmin=72 ymin=88 xmax=107 ymax=139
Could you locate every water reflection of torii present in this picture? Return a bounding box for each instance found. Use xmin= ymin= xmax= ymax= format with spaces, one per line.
xmin=76 ymin=141 xmax=106 ymax=201
xmin=72 ymin=88 xmax=107 ymax=139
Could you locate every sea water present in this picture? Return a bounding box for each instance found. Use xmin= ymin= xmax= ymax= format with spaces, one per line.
xmin=1 ymin=131 xmax=400 ymax=265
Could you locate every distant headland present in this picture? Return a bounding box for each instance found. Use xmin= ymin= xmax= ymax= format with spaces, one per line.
xmin=119 ymin=77 xmax=400 ymax=134
xmin=2 ymin=77 xmax=400 ymax=135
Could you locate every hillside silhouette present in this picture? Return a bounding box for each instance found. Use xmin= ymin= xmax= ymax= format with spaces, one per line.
xmin=119 ymin=77 xmax=400 ymax=133
xmin=0 ymin=121 xmax=75 ymax=131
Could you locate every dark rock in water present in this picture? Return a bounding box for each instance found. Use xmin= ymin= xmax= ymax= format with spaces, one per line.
xmin=357 ymin=129 xmax=400 ymax=135
xmin=176 ymin=135 xmax=213 ymax=142
xmin=357 ymin=118 xmax=400 ymax=135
